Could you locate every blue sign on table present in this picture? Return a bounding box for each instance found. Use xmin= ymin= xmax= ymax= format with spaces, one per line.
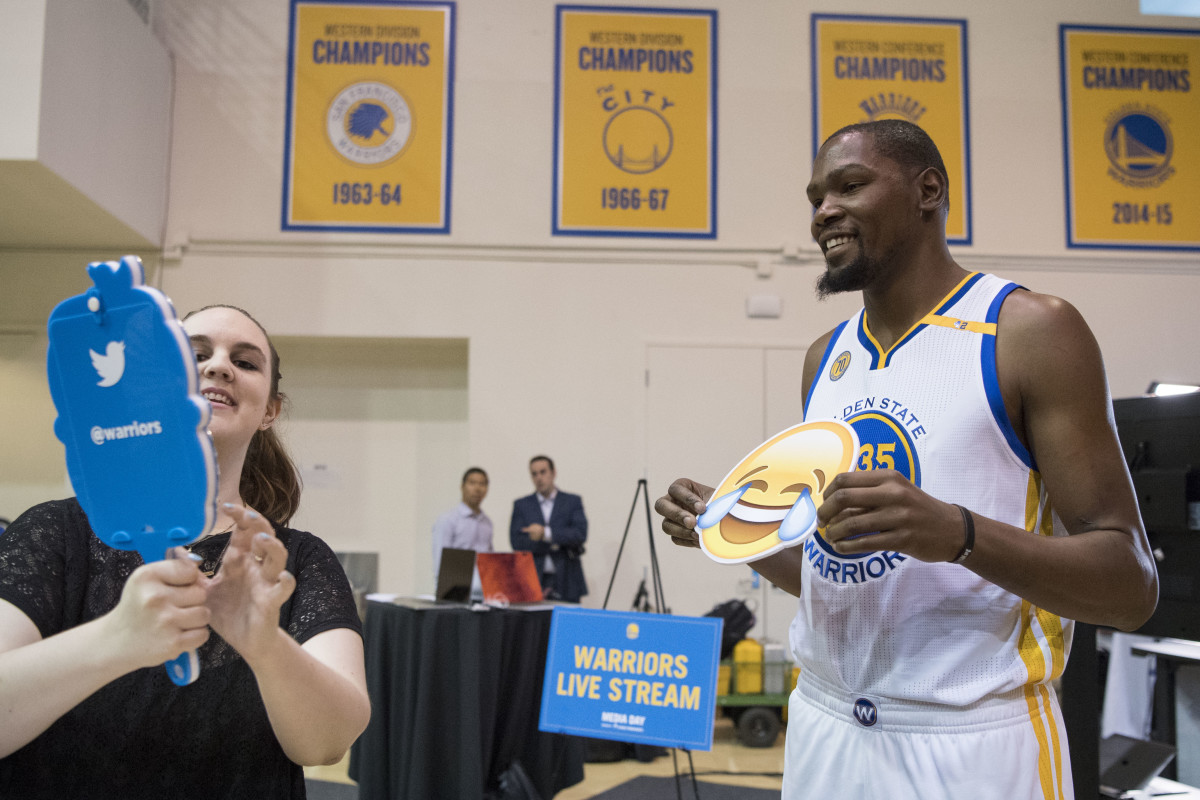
xmin=539 ymin=607 xmax=722 ymax=751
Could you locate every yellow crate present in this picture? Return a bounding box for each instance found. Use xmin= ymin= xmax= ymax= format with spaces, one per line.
xmin=717 ymin=663 xmax=732 ymax=696
xmin=732 ymin=639 xmax=763 ymax=694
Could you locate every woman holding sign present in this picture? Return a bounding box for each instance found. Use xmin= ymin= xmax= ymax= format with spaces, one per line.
xmin=0 ymin=305 xmax=370 ymax=798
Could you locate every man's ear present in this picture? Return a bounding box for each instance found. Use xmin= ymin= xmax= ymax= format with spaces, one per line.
xmin=916 ymin=167 xmax=948 ymax=215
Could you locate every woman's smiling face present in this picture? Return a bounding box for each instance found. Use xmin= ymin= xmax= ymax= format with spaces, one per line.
xmin=184 ymin=306 xmax=278 ymax=453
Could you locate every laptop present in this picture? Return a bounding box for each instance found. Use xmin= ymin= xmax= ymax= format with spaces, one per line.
xmin=435 ymin=547 xmax=478 ymax=603
xmin=1099 ymin=734 xmax=1177 ymax=797
xmin=476 ymin=551 xmax=544 ymax=605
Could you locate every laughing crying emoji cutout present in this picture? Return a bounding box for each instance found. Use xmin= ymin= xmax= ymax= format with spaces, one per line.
xmin=696 ymin=419 xmax=859 ymax=565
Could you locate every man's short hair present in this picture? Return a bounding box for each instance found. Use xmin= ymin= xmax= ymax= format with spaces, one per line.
xmin=529 ymin=455 xmax=555 ymax=472
xmin=462 ymin=467 xmax=488 ymax=484
xmin=825 ymin=119 xmax=949 ymax=206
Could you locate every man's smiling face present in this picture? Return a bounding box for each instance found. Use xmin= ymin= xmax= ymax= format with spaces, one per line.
xmin=806 ymin=130 xmax=921 ymax=298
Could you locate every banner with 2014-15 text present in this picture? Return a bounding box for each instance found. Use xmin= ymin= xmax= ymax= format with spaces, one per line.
xmin=812 ymin=14 xmax=971 ymax=245
xmin=1060 ymin=25 xmax=1199 ymax=251
xmin=283 ymin=0 xmax=455 ymax=233
xmin=554 ymin=5 xmax=717 ymax=238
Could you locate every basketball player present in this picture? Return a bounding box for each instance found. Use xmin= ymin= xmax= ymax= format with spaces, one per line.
xmin=656 ymin=120 xmax=1157 ymax=799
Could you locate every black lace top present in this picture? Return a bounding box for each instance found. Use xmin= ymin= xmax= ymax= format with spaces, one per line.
xmin=0 ymin=498 xmax=363 ymax=799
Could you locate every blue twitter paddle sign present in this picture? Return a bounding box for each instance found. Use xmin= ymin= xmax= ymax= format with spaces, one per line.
xmin=46 ymin=256 xmax=217 ymax=686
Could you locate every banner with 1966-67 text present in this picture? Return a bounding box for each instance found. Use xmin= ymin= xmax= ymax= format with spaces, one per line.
xmin=553 ymin=5 xmax=717 ymax=238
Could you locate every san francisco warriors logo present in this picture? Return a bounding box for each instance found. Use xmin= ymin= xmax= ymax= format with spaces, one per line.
xmin=327 ymin=82 xmax=413 ymax=166
xmin=805 ymin=409 xmax=921 ymax=585
xmin=1104 ymin=104 xmax=1174 ymax=189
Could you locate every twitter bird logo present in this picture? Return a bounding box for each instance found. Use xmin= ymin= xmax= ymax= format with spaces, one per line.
xmin=90 ymin=340 xmax=126 ymax=387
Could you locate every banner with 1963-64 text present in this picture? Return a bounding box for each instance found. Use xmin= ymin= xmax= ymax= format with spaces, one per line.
xmin=811 ymin=14 xmax=971 ymax=245
xmin=283 ymin=0 xmax=454 ymax=233
xmin=553 ymin=5 xmax=717 ymax=238
xmin=1060 ymin=25 xmax=1199 ymax=251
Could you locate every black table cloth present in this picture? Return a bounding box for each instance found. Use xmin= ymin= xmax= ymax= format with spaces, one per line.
xmin=349 ymin=599 xmax=585 ymax=799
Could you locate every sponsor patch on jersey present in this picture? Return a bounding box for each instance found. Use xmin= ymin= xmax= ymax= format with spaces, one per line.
xmin=829 ymin=350 xmax=851 ymax=381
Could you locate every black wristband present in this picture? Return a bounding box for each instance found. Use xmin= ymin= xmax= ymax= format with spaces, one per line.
xmin=950 ymin=504 xmax=975 ymax=564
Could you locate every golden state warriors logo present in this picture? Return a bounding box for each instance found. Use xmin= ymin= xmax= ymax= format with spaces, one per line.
xmin=804 ymin=407 xmax=922 ymax=585
xmin=829 ymin=351 xmax=852 ymax=382
xmin=327 ymin=82 xmax=413 ymax=166
xmin=1104 ymin=104 xmax=1174 ymax=189
xmin=598 ymin=87 xmax=674 ymax=174
xmin=695 ymin=420 xmax=859 ymax=565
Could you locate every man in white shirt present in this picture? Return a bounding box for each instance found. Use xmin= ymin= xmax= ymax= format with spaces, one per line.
xmin=432 ymin=467 xmax=494 ymax=583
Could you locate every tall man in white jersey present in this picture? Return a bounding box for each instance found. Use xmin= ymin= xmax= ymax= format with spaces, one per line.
xmin=656 ymin=120 xmax=1158 ymax=800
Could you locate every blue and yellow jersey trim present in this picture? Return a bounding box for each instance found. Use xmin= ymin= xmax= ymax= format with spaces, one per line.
xmin=858 ymin=272 xmax=985 ymax=370
xmin=803 ymin=319 xmax=850 ymax=420
xmin=980 ymin=281 xmax=1036 ymax=470
xmin=1017 ymin=471 xmax=1069 ymax=800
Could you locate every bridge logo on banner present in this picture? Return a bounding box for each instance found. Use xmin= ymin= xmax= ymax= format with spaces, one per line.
xmin=539 ymin=608 xmax=722 ymax=751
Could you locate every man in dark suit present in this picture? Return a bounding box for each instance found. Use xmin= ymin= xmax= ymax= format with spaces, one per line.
xmin=510 ymin=455 xmax=588 ymax=602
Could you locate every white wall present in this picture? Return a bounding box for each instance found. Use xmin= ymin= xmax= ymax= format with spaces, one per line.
xmin=38 ymin=0 xmax=173 ymax=244
xmin=0 ymin=0 xmax=46 ymax=159
xmin=2 ymin=0 xmax=1198 ymax=637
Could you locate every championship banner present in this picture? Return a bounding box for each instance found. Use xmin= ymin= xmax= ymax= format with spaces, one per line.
xmin=283 ymin=0 xmax=455 ymax=233
xmin=553 ymin=6 xmax=717 ymax=238
xmin=539 ymin=608 xmax=722 ymax=751
xmin=1060 ymin=25 xmax=1199 ymax=251
xmin=811 ymin=15 xmax=971 ymax=245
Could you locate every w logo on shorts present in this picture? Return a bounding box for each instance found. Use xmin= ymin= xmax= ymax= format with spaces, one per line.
xmin=852 ymin=698 xmax=878 ymax=727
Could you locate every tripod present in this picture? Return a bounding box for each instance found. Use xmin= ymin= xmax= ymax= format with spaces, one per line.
xmin=602 ymin=479 xmax=666 ymax=614
xmin=601 ymin=478 xmax=702 ymax=800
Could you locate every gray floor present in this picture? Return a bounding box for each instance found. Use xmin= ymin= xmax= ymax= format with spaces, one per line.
xmin=305 ymin=779 xmax=358 ymax=800
xmin=587 ymin=775 xmax=780 ymax=800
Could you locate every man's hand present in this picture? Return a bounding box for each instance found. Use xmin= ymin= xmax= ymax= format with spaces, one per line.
xmin=817 ymin=469 xmax=964 ymax=563
xmin=654 ymin=478 xmax=714 ymax=549
xmin=522 ymin=523 xmax=546 ymax=542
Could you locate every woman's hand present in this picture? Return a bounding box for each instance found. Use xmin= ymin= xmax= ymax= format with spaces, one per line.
xmin=104 ymin=557 xmax=212 ymax=669
xmin=204 ymin=504 xmax=296 ymax=662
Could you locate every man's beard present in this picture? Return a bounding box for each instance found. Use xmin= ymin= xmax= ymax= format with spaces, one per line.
xmin=815 ymin=251 xmax=881 ymax=299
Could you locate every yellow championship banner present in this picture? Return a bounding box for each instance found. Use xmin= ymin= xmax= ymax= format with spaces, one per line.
xmin=283 ymin=1 xmax=454 ymax=233
xmin=554 ymin=6 xmax=717 ymax=238
xmin=812 ymin=15 xmax=971 ymax=244
xmin=1061 ymin=25 xmax=1199 ymax=251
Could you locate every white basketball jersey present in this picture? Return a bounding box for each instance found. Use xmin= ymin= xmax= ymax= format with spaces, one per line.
xmin=793 ymin=272 xmax=1074 ymax=707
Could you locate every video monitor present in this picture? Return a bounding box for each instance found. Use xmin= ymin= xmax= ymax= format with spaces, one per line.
xmin=1113 ymin=392 xmax=1200 ymax=641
